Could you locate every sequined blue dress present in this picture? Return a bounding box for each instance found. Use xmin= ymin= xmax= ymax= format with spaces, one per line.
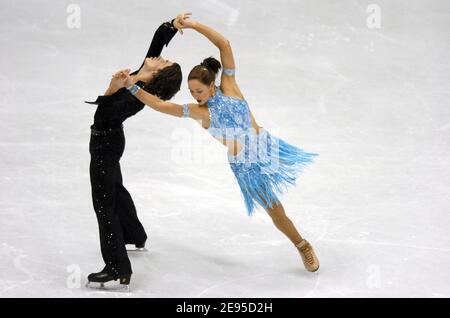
xmin=189 ymin=79 xmax=319 ymax=216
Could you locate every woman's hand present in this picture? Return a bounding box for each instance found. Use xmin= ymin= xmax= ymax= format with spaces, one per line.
xmin=104 ymin=69 xmax=130 ymax=95
xmin=109 ymin=68 xmax=130 ymax=89
xmin=123 ymin=73 xmax=135 ymax=88
xmin=174 ymin=12 xmax=194 ymax=34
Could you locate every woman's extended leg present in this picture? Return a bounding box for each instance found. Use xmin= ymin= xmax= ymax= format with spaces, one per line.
xmin=264 ymin=201 xmax=303 ymax=245
xmin=264 ymin=201 xmax=320 ymax=272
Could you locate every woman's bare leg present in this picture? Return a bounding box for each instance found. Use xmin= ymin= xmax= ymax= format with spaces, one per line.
xmin=265 ymin=201 xmax=303 ymax=245
xmin=264 ymin=201 xmax=320 ymax=271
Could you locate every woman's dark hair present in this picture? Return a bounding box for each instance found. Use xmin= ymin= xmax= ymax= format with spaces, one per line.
xmin=188 ymin=57 xmax=221 ymax=86
xmin=143 ymin=63 xmax=182 ymax=100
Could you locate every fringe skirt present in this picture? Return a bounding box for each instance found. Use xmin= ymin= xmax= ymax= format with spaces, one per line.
xmin=227 ymin=128 xmax=319 ymax=216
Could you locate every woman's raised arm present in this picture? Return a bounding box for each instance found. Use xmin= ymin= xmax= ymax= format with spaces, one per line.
xmin=177 ymin=15 xmax=243 ymax=98
xmin=177 ymin=15 xmax=235 ymax=71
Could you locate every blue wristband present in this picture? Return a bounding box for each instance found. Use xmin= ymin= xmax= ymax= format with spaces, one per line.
xmin=127 ymin=84 xmax=140 ymax=95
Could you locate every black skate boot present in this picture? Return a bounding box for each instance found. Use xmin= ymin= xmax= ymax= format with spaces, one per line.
xmin=134 ymin=240 xmax=147 ymax=251
xmin=86 ymin=267 xmax=131 ymax=291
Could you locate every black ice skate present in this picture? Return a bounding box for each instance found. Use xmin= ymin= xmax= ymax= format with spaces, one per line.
xmin=86 ymin=267 xmax=131 ymax=291
xmin=126 ymin=240 xmax=148 ymax=252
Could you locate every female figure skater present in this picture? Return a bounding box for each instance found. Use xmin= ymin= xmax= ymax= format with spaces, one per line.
xmin=85 ymin=15 xmax=184 ymax=289
xmin=122 ymin=15 xmax=320 ymax=272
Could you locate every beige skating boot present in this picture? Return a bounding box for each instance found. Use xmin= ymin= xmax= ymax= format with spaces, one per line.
xmin=296 ymin=239 xmax=320 ymax=272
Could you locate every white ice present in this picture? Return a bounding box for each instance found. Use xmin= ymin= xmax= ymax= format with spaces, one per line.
xmin=1 ymin=0 xmax=450 ymax=297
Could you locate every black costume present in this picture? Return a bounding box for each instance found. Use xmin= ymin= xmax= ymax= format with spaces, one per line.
xmin=85 ymin=20 xmax=178 ymax=280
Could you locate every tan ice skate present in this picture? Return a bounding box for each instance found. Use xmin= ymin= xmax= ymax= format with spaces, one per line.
xmin=296 ymin=239 xmax=320 ymax=272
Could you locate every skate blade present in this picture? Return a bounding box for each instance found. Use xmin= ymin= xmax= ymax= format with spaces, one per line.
xmin=126 ymin=247 xmax=148 ymax=252
xmin=85 ymin=281 xmax=130 ymax=293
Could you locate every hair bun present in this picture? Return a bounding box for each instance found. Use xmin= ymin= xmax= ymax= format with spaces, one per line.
xmin=200 ymin=57 xmax=221 ymax=75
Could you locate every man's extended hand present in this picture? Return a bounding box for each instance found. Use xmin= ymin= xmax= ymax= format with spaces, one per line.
xmin=173 ymin=12 xmax=192 ymax=34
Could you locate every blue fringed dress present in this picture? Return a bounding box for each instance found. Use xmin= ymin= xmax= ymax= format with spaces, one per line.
xmin=204 ymin=86 xmax=319 ymax=216
xmin=182 ymin=82 xmax=319 ymax=216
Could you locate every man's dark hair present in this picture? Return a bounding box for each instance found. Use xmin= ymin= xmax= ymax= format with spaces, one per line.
xmin=143 ymin=63 xmax=182 ymax=100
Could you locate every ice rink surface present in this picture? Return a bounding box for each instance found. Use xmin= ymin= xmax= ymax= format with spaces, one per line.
xmin=1 ymin=0 xmax=449 ymax=297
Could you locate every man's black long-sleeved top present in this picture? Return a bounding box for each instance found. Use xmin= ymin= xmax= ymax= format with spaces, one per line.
xmin=86 ymin=20 xmax=178 ymax=130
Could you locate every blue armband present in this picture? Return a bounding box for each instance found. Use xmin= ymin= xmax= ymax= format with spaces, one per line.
xmin=182 ymin=104 xmax=190 ymax=118
xmin=223 ymin=68 xmax=235 ymax=76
